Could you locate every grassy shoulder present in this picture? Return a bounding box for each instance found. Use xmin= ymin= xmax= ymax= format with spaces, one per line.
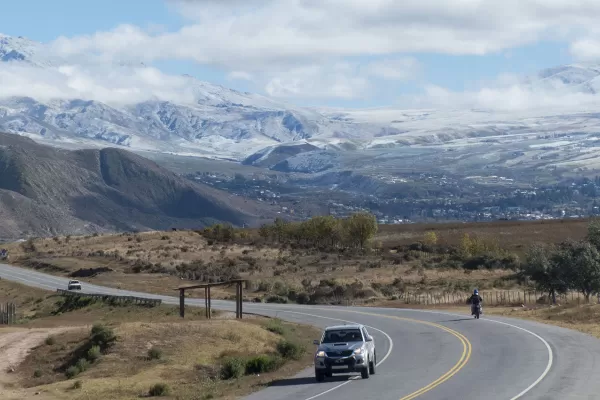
xmin=1 ymin=280 xmax=319 ymax=400
xmin=17 ymin=318 xmax=318 ymax=400
xmin=480 ymin=303 xmax=600 ymax=339
xmin=370 ymin=299 xmax=600 ymax=341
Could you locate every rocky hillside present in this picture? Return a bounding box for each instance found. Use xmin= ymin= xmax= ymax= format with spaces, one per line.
xmin=0 ymin=133 xmax=268 ymax=239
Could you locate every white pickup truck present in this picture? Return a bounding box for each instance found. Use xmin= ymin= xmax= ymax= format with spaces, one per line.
xmin=67 ymin=280 xmax=82 ymax=290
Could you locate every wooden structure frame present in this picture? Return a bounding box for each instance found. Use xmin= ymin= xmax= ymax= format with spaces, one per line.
xmin=176 ymin=279 xmax=245 ymax=319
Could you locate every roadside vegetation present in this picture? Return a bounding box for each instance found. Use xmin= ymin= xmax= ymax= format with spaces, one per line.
xmin=0 ymin=280 xmax=318 ymax=400
xmin=2 ymin=215 xmax=595 ymax=308
xmin=17 ymin=316 xmax=315 ymax=400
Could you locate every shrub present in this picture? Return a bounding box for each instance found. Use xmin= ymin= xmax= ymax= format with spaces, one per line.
xmin=72 ymin=380 xmax=82 ymax=390
xmin=265 ymin=295 xmax=288 ymax=304
xmin=220 ymin=357 xmax=246 ymax=380
xmin=90 ymin=324 xmax=117 ymax=350
xmin=87 ymin=345 xmax=101 ymax=362
xmin=148 ymin=383 xmax=170 ymax=396
xmin=147 ymin=347 xmax=163 ymax=361
xmin=276 ymin=340 xmax=305 ymax=360
xmin=75 ymin=358 xmax=90 ymax=373
xmin=33 ymin=369 xmax=42 ymax=378
xmin=296 ymin=292 xmax=310 ymax=304
xmin=65 ymin=366 xmax=80 ymax=379
xmin=265 ymin=319 xmax=285 ymax=335
xmin=45 ymin=336 xmax=55 ymax=345
xmin=245 ymin=354 xmax=282 ymax=374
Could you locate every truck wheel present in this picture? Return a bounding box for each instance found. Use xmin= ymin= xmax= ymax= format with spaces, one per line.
xmin=369 ymin=353 xmax=376 ymax=375
xmin=361 ymin=364 xmax=370 ymax=379
xmin=315 ymin=371 xmax=325 ymax=382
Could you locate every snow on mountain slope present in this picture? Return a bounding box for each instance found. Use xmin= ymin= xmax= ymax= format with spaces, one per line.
xmin=4 ymin=33 xmax=600 ymax=168
xmin=0 ymin=34 xmax=403 ymax=160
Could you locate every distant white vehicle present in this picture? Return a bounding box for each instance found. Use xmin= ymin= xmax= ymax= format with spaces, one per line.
xmin=67 ymin=280 xmax=82 ymax=290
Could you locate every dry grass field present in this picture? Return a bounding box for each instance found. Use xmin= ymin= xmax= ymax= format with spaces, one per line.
xmin=377 ymin=218 xmax=589 ymax=252
xmin=1 ymin=218 xmax=591 ymax=307
xmin=0 ymin=280 xmax=319 ymax=400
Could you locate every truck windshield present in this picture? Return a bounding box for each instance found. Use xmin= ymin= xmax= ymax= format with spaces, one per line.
xmin=322 ymin=329 xmax=363 ymax=343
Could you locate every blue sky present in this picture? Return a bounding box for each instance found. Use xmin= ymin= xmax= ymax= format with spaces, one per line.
xmin=0 ymin=0 xmax=594 ymax=109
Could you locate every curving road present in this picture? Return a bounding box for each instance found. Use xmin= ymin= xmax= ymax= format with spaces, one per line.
xmin=2 ymin=262 xmax=600 ymax=399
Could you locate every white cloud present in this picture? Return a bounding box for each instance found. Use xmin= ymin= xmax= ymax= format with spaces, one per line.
xmin=571 ymin=38 xmax=600 ymax=61
xmin=364 ymin=57 xmax=420 ymax=81
xmin=38 ymin=0 xmax=600 ymax=103
xmin=7 ymin=0 xmax=600 ymax=107
xmin=407 ymin=80 xmax=600 ymax=113
xmin=48 ymin=1 xmax=600 ymax=68
xmin=0 ymin=62 xmax=198 ymax=106
xmin=264 ymin=63 xmax=370 ymax=99
xmin=227 ymin=71 xmax=253 ymax=81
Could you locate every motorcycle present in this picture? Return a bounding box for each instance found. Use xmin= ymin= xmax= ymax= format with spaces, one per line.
xmin=471 ymin=303 xmax=482 ymax=319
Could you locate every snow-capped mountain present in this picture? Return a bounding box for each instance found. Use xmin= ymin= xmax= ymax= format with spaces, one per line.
xmin=3 ymin=33 xmax=600 ymax=174
xmin=0 ymin=33 xmax=56 ymax=66
xmin=526 ymin=63 xmax=600 ymax=94
xmin=0 ymin=34 xmax=408 ymax=160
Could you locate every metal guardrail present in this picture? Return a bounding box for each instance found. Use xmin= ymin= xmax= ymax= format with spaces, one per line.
xmin=56 ymin=289 xmax=162 ymax=307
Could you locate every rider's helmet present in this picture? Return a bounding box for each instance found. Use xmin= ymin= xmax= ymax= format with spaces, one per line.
xmin=473 ymin=289 xmax=479 ymax=295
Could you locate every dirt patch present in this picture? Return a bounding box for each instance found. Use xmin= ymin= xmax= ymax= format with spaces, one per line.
xmin=0 ymin=327 xmax=75 ymax=399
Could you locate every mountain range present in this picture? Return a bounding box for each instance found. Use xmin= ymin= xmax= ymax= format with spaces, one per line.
xmin=3 ymin=33 xmax=600 ymax=177
xmin=0 ymin=132 xmax=269 ymax=240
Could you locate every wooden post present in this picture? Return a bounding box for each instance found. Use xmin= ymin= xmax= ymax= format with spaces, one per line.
xmin=205 ymin=287 xmax=209 ymax=318
xmin=179 ymin=289 xmax=185 ymax=318
xmin=208 ymin=286 xmax=212 ymax=319
xmin=235 ymin=285 xmax=240 ymax=318
xmin=238 ymin=282 xmax=244 ymax=319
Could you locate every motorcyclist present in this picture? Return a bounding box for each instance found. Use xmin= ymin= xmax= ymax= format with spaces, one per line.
xmin=467 ymin=289 xmax=483 ymax=315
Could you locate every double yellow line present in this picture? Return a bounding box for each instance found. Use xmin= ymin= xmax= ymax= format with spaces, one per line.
xmin=397 ymin=318 xmax=471 ymax=400
xmin=331 ymin=308 xmax=472 ymax=400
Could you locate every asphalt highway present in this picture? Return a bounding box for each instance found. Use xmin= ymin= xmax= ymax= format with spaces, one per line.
xmin=2 ymin=262 xmax=600 ymax=399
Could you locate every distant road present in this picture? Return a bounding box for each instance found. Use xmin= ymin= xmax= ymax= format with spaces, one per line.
xmin=2 ymin=262 xmax=600 ymax=399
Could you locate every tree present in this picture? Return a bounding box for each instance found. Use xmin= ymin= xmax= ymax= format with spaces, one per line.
xmin=259 ymin=224 xmax=272 ymax=240
xmin=587 ymin=218 xmax=600 ymax=250
xmin=521 ymin=243 xmax=569 ymax=304
xmin=272 ymin=218 xmax=289 ymax=242
xmin=556 ymin=241 xmax=600 ymax=302
xmin=423 ymin=231 xmax=438 ymax=246
xmin=344 ymin=212 xmax=378 ymax=249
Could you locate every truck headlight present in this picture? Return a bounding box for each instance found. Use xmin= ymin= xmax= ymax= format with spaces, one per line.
xmin=316 ymin=350 xmax=326 ymax=357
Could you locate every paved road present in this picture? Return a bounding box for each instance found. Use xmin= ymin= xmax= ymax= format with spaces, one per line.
xmin=2 ymin=262 xmax=600 ymax=399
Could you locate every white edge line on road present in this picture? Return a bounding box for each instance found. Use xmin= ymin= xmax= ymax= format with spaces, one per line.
xmin=249 ymin=308 xmax=394 ymax=400
xmin=375 ymin=308 xmax=553 ymax=400
xmin=485 ymin=318 xmax=553 ymax=400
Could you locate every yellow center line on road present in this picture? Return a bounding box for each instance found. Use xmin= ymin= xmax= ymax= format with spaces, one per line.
xmin=303 ymin=307 xmax=473 ymax=400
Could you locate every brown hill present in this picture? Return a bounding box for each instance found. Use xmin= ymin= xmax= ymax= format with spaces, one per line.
xmin=0 ymin=133 xmax=269 ymax=239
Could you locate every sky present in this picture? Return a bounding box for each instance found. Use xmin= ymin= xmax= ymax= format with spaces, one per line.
xmin=1 ymin=0 xmax=600 ymax=109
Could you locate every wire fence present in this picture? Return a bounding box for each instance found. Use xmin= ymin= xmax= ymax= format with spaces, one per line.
xmin=343 ymin=290 xmax=600 ymax=307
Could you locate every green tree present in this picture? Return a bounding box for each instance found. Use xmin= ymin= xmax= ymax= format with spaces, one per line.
xmin=259 ymin=224 xmax=273 ymax=241
xmin=556 ymin=241 xmax=600 ymax=302
xmin=587 ymin=218 xmax=600 ymax=250
xmin=344 ymin=212 xmax=378 ymax=249
xmin=521 ymin=243 xmax=569 ymax=304
xmin=273 ymin=218 xmax=289 ymax=242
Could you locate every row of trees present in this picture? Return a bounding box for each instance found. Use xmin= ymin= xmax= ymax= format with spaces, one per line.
xmin=259 ymin=213 xmax=378 ymax=249
xmin=521 ymin=220 xmax=600 ymax=303
xmin=199 ymin=213 xmax=379 ymax=250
